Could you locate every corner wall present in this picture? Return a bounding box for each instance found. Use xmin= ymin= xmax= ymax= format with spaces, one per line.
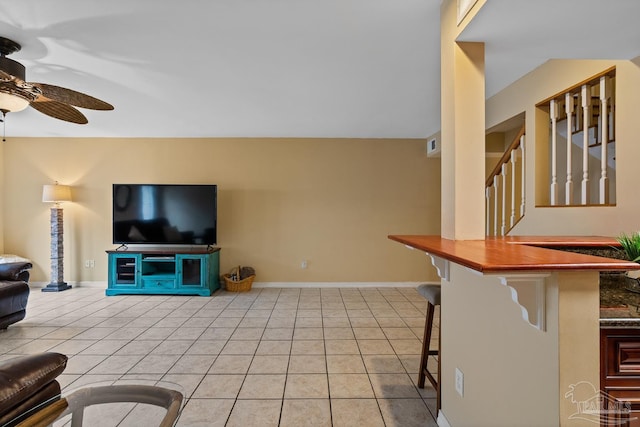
xmin=1 ymin=137 xmax=440 ymax=284
xmin=441 ymin=265 xmax=561 ymax=426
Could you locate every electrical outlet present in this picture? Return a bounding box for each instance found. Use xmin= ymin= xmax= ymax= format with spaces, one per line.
xmin=455 ymin=367 xmax=464 ymax=397
xmin=301 ymin=260 xmax=308 ymax=269
xmin=84 ymin=260 xmax=95 ymax=268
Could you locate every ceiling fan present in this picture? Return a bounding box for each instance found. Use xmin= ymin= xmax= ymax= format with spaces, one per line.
xmin=0 ymin=36 xmax=113 ymax=126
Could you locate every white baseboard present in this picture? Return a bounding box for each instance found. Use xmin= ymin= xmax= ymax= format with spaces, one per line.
xmin=252 ymin=281 xmax=435 ymax=288
xmin=29 ymin=281 xmax=438 ymax=290
xmin=437 ymin=411 xmax=452 ymax=427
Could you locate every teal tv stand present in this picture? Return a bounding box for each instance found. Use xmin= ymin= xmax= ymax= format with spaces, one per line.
xmin=106 ymin=247 xmax=220 ymax=296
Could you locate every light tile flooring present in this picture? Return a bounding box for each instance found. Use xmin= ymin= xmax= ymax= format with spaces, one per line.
xmin=0 ymin=286 xmax=439 ymax=426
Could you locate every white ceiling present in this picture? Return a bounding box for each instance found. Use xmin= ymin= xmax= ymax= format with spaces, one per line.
xmin=458 ymin=0 xmax=640 ymax=99
xmin=0 ymin=0 xmax=638 ymax=139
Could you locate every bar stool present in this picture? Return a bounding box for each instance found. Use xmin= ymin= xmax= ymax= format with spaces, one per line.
xmin=417 ymin=284 xmax=441 ymax=410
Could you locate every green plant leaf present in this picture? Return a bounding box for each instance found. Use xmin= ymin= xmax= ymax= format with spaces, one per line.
xmin=617 ymin=232 xmax=640 ymax=263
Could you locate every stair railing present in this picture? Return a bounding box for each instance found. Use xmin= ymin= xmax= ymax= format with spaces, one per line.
xmin=485 ymin=125 xmax=526 ymax=236
xmin=541 ymin=68 xmax=615 ymax=206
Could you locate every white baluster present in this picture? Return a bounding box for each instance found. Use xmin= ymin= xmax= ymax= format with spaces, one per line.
xmin=486 ymin=186 xmax=491 ymax=236
xmin=510 ymin=152 xmax=516 ymax=228
xmin=599 ymin=76 xmax=610 ymax=204
xmin=493 ymin=179 xmax=499 ymax=236
xmin=550 ymin=99 xmax=559 ymax=205
xmin=565 ymin=93 xmax=574 ymax=205
xmin=501 ymin=164 xmax=507 ymax=236
xmin=581 ymin=84 xmax=590 ymax=205
xmin=609 ymin=79 xmax=616 ymax=142
xmin=575 ymin=90 xmax=582 ymax=132
xmin=520 ymin=136 xmax=526 ymax=217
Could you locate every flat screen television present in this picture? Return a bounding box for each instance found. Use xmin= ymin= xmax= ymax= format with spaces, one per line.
xmin=112 ymin=184 xmax=217 ymax=246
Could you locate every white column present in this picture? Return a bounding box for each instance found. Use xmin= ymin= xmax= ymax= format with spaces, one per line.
xmin=599 ymin=76 xmax=610 ymax=204
xmin=440 ymin=38 xmax=486 ymax=240
xmin=550 ymin=99 xmax=559 ymax=205
xmin=565 ymin=93 xmax=574 ymax=205
xmin=519 ymin=136 xmax=526 ymax=217
xmin=581 ymin=84 xmax=590 ymax=205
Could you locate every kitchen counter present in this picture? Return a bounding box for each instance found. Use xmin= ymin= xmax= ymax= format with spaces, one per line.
xmin=388 ymin=235 xmax=640 ymax=272
xmin=388 ymin=235 xmax=633 ymax=424
xmin=387 ymin=235 xmax=640 ymax=327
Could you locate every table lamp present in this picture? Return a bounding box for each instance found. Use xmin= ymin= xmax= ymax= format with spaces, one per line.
xmin=42 ymin=182 xmax=72 ymax=292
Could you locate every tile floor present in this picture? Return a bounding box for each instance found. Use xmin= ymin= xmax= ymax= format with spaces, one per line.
xmin=0 ymin=286 xmax=439 ymax=426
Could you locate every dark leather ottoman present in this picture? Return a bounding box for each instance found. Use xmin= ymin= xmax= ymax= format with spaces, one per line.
xmin=0 ymin=262 xmax=32 ymax=330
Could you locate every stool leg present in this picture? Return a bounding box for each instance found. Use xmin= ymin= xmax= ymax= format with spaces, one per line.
xmin=436 ymin=311 xmax=441 ymax=410
xmin=418 ymin=302 xmax=435 ymax=389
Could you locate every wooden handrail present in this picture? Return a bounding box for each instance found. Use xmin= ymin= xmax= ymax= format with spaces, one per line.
xmin=503 ymin=211 xmax=524 ymax=236
xmin=485 ymin=125 xmax=526 ymax=187
xmin=535 ymin=66 xmax=616 ymax=107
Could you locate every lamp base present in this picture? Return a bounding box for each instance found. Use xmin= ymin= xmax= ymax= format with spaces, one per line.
xmin=41 ymin=282 xmax=72 ymax=292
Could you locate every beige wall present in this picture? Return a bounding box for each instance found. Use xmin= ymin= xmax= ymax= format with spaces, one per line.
xmin=485 ymin=132 xmax=505 ymax=181
xmin=487 ymin=58 xmax=640 ymax=236
xmin=442 ymin=266 xmax=560 ymax=426
xmin=442 ymin=266 xmax=600 ymax=426
xmin=1 ymin=137 xmax=441 ymax=284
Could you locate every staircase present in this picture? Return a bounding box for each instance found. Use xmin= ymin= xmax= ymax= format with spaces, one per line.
xmin=485 ymin=126 xmax=525 ymax=236
xmin=542 ymin=68 xmax=616 ymax=206
xmin=485 ymin=67 xmax=616 ymax=236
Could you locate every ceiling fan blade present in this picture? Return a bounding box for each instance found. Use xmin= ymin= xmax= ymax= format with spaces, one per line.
xmin=30 ymin=97 xmax=88 ymax=124
xmin=31 ymin=83 xmax=113 ymax=110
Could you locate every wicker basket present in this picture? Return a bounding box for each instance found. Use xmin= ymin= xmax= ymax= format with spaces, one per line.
xmin=223 ymin=271 xmax=255 ymax=292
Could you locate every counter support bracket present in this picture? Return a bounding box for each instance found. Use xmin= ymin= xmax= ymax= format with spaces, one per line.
xmin=493 ymin=273 xmax=549 ymax=332
xmin=403 ymin=244 xmax=450 ymax=281
xmin=427 ymin=254 xmax=449 ymax=282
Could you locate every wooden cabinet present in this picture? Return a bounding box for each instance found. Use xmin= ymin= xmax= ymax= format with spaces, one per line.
xmin=601 ymin=328 xmax=640 ymax=425
xmin=106 ymin=248 xmax=220 ymax=296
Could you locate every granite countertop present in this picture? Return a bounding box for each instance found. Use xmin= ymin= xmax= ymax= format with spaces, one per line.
xmin=556 ymin=247 xmax=640 ymax=327
xmin=600 ymin=273 xmax=640 ymax=327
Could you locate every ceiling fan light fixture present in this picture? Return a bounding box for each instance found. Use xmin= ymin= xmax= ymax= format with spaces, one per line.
xmin=0 ymin=91 xmax=29 ymax=112
xmin=0 ymin=50 xmax=29 ymax=113
xmin=0 ymin=36 xmax=113 ymax=126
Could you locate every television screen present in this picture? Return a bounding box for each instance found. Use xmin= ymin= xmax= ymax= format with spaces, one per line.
xmin=112 ymin=184 xmax=217 ymax=245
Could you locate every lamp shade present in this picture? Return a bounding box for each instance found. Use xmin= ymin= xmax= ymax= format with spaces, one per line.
xmin=42 ymin=184 xmax=72 ymax=203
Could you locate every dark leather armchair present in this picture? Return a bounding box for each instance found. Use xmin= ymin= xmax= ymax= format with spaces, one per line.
xmin=0 ymin=352 xmax=68 ymax=426
xmin=0 ymin=261 xmax=32 ymax=330
xmin=0 ymin=262 xmax=31 ymax=283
